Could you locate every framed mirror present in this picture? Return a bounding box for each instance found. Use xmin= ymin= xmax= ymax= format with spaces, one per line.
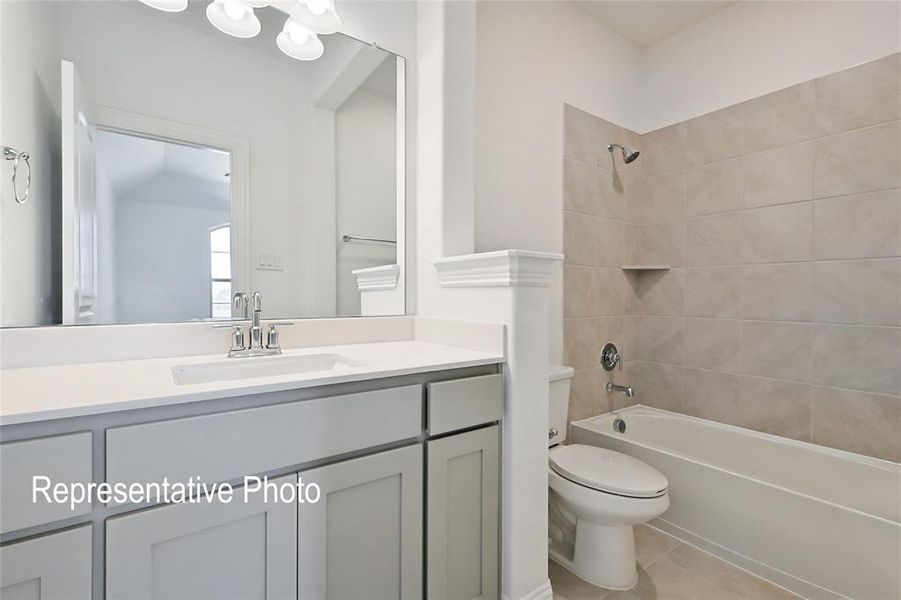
xmin=0 ymin=0 xmax=405 ymax=327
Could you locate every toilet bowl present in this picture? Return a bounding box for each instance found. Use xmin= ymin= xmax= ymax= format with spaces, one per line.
xmin=547 ymin=366 xmax=669 ymax=590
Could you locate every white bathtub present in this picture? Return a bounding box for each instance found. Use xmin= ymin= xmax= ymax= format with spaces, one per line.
xmin=571 ymin=405 xmax=900 ymax=600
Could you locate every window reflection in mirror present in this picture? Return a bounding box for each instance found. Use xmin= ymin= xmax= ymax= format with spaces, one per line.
xmin=0 ymin=0 xmax=404 ymax=327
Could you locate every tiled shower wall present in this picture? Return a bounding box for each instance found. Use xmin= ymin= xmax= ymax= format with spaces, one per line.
xmin=563 ymin=53 xmax=900 ymax=462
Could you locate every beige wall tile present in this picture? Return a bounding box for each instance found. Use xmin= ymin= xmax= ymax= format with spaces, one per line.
xmin=569 ymin=367 xmax=609 ymax=421
xmin=642 ymin=122 xmax=687 ymax=178
xmin=814 ymin=259 xmax=900 ymax=326
xmin=686 ymin=213 xmax=742 ymax=266
xmin=596 ymin=218 xmax=625 ymax=267
xmin=637 ymin=361 xmax=685 ymax=412
xmin=738 ymin=376 xmax=812 ymax=441
xmin=741 ymin=321 xmax=812 ymax=382
xmin=685 ymin=158 xmax=741 ymax=216
xmin=639 ymin=221 xmax=686 ymax=266
xmin=741 ymin=202 xmax=813 ymax=263
xmin=811 ymin=386 xmax=901 ymax=461
xmin=595 ymin=267 xmax=626 ymax=316
xmin=563 ymin=211 xmax=597 ymax=266
xmin=638 ymin=316 xmax=684 ymax=364
xmin=596 ymin=316 xmax=626 ymax=358
xmin=683 ymin=319 xmax=741 ymax=372
xmin=622 ymin=222 xmax=640 ymax=265
xmin=814 ymin=121 xmax=901 ymax=198
xmin=639 ymin=172 xmax=685 ymax=223
xmin=564 ymin=318 xmax=600 ymax=370
xmin=684 ymin=318 xmax=742 ymax=372
xmin=685 ymin=267 xmax=743 ymax=318
xmin=564 ymin=157 xmax=598 ymax=215
xmin=597 ymin=164 xmax=630 ymax=220
xmin=620 ymin=316 xmax=640 ymax=362
xmin=811 ymin=324 xmax=901 ymax=395
xmin=741 ymin=263 xmax=813 ymax=321
xmin=623 ymin=270 xmax=641 ymax=315
xmin=816 ymin=53 xmax=901 ymax=136
xmin=683 ymin=369 xmax=742 ymax=425
xmin=564 ymin=265 xmax=599 ymax=318
xmin=814 ymin=189 xmax=901 ymax=260
xmin=741 ymin=142 xmax=814 ymax=209
xmin=637 ymin=269 xmax=685 ymax=316
xmin=687 ymin=104 xmax=744 ymax=165
xmin=744 ymin=81 xmax=816 ymax=152
xmin=564 ymin=104 xmax=602 ymax=164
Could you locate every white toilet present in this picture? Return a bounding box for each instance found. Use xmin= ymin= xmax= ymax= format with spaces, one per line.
xmin=547 ymin=366 xmax=669 ymax=590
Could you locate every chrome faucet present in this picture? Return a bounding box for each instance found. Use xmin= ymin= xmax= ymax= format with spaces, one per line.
xmin=216 ymin=291 xmax=292 ymax=358
xmin=249 ymin=291 xmax=264 ymax=350
xmin=606 ymin=381 xmax=635 ymax=398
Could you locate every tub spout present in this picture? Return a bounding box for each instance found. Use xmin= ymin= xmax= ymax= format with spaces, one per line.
xmin=606 ymin=381 xmax=634 ymax=398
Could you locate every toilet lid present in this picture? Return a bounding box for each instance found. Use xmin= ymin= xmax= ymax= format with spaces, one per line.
xmin=549 ymin=444 xmax=668 ymax=498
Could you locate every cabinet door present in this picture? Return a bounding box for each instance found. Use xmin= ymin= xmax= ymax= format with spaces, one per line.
xmin=0 ymin=526 xmax=92 ymax=600
xmin=298 ymin=445 xmax=423 ymax=600
xmin=427 ymin=426 xmax=499 ymax=600
xmin=106 ymin=475 xmax=296 ymax=600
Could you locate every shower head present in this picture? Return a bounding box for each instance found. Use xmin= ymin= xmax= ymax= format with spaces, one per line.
xmin=607 ymin=143 xmax=640 ymax=164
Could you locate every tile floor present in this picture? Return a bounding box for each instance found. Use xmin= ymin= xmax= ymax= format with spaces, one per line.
xmin=549 ymin=525 xmax=800 ymax=600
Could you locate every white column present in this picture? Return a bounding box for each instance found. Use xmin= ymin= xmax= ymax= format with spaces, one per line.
xmin=434 ymin=250 xmax=562 ymax=600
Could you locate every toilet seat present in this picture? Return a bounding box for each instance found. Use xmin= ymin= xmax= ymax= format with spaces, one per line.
xmin=549 ymin=444 xmax=667 ymax=498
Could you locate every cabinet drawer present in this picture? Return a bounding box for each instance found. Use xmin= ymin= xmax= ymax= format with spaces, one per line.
xmin=0 ymin=432 xmax=93 ymax=533
xmin=107 ymin=385 xmax=421 ymax=496
xmin=427 ymin=374 xmax=502 ymax=436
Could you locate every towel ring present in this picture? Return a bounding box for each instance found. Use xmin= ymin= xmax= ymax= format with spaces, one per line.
xmin=3 ymin=146 xmax=31 ymax=204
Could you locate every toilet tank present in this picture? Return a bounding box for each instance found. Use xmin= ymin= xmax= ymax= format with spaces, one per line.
xmin=548 ymin=366 xmax=574 ymax=447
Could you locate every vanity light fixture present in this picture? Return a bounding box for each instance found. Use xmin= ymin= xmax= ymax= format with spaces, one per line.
xmin=206 ymin=0 xmax=268 ymax=38
xmin=138 ymin=0 xmax=188 ymax=12
xmin=288 ymin=0 xmax=341 ymax=34
xmin=142 ymin=0 xmax=339 ymax=61
xmin=277 ymin=19 xmax=324 ymax=60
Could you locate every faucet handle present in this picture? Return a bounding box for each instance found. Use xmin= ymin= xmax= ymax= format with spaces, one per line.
xmin=214 ymin=324 xmax=245 ymax=352
xmin=265 ymin=322 xmax=293 ymax=351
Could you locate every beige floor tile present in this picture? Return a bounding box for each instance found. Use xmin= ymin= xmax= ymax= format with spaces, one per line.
xmin=634 ymin=525 xmax=680 ymax=568
xmin=549 ymin=537 xmax=800 ymax=600
xmin=550 ymin=559 xmax=610 ymax=600
xmin=665 ymin=544 xmax=798 ymax=600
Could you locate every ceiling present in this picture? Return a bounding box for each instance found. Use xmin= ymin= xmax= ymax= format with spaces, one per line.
xmin=573 ymin=1 xmax=738 ymax=48
xmin=94 ymin=129 xmax=230 ymax=210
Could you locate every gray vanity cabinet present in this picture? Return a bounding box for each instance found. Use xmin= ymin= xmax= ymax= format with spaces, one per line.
xmin=106 ymin=475 xmax=297 ymax=600
xmin=0 ymin=526 xmax=92 ymax=599
xmin=297 ymin=444 xmax=423 ymax=600
xmin=427 ymin=425 xmax=500 ymax=600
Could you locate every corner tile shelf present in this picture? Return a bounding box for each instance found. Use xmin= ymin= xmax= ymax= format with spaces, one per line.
xmin=621 ymin=265 xmax=671 ymax=271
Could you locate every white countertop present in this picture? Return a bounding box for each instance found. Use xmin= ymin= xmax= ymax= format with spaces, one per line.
xmin=0 ymin=340 xmax=503 ymax=426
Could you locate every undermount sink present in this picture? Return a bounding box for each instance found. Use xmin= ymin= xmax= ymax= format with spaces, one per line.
xmin=172 ymin=353 xmax=363 ymax=385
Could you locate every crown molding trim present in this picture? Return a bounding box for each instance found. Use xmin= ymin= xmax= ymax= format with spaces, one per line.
xmin=434 ymin=250 xmax=563 ymax=288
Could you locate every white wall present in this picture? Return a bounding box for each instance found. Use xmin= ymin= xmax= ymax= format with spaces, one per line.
xmin=639 ymin=0 xmax=901 ymax=132
xmin=473 ymin=1 xmax=644 ymax=362
xmin=93 ymin=160 xmax=117 ymax=323
xmin=335 ymin=84 xmax=397 ymax=316
xmin=0 ymin=1 xmax=61 ymax=327
xmin=54 ymin=1 xmax=313 ymax=320
xmin=339 ymin=0 xmax=419 ymax=315
xmin=115 ymin=175 xmax=229 ymax=324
